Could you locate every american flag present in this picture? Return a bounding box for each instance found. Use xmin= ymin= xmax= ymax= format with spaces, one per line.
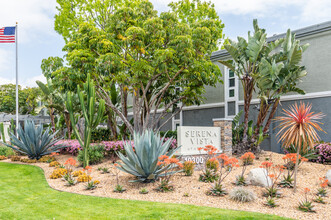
xmin=0 ymin=27 xmax=16 ymax=43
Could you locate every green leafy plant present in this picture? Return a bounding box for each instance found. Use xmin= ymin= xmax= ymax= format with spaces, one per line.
xmin=314 ymin=196 xmax=326 ymax=204
xmin=78 ymin=145 xmax=105 ymax=165
xmin=229 ymin=187 xmax=256 ymax=203
xmin=235 ymin=152 xmax=255 ymax=186
xmin=139 ymin=188 xmax=149 ymax=194
xmin=3 ymin=120 xmax=63 ymax=160
xmin=0 ymin=145 xmax=14 ymax=157
xmin=183 ymin=193 xmax=190 ymax=197
xmin=86 ymin=180 xmax=100 ymax=190
xmin=113 ymin=184 xmax=126 ymax=193
xmin=264 ymin=197 xmax=278 ymax=208
xmin=199 ymin=168 xmax=219 ymax=183
xmin=298 ymin=188 xmax=315 ymax=212
xmin=278 ymin=173 xmax=294 ymax=188
xmin=207 ymin=183 xmax=227 ymax=196
xmin=183 ymin=161 xmax=195 ymax=176
xmin=116 ymin=131 xmax=180 ymax=182
xmin=66 ymin=74 xmax=105 ymax=167
xmin=100 ymin=167 xmax=110 ymax=174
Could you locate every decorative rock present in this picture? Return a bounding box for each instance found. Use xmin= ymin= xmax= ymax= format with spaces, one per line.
xmin=247 ymin=168 xmax=272 ymax=187
xmin=326 ymin=170 xmax=331 ymax=186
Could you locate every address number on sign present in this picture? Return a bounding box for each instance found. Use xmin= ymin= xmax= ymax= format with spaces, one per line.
xmin=182 ymin=156 xmax=204 ymax=164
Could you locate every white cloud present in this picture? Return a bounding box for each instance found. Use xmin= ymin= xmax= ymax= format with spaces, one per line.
xmin=0 ymin=48 xmax=13 ymax=73
xmin=0 ymin=77 xmax=15 ymax=85
xmin=22 ymin=74 xmax=46 ymax=88
xmin=0 ymin=0 xmax=57 ymax=43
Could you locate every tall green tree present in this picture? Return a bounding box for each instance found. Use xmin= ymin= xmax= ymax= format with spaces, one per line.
xmin=0 ymin=84 xmax=41 ymax=115
xmin=55 ymin=0 xmax=224 ymax=134
xmin=220 ymin=20 xmax=308 ymax=153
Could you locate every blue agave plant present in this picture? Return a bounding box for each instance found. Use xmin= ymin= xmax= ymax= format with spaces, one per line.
xmin=3 ymin=120 xmax=63 ymax=160
xmin=116 ymin=130 xmax=181 ymax=182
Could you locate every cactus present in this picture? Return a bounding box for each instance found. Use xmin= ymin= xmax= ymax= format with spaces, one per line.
xmin=66 ymin=74 xmax=105 ymax=167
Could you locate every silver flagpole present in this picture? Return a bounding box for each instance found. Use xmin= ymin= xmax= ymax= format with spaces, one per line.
xmin=15 ymin=22 xmax=18 ymax=137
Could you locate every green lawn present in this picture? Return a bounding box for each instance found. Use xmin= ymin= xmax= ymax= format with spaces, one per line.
xmin=0 ymin=162 xmax=290 ymax=220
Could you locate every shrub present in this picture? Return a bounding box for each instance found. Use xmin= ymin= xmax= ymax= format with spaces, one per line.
xmin=314 ymin=143 xmax=331 ymax=163
xmin=116 ymin=131 xmax=180 ymax=182
xmin=264 ymin=197 xmax=278 ymax=208
xmin=0 ymin=155 xmax=7 ymax=160
xmin=139 ymin=188 xmax=149 ymax=194
xmin=229 ymin=187 xmax=256 ymax=202
xmin=0 ymin=145 xmax=15 ymax=157
xmin=240 ymin=152 xmax=255 ymax=165
xmin=10 ymin=156 xmax=21 ymax=161
xmin=316 ymin=177 xmax=328 ymax=197
xmin=160 ymin=130 xmax=177 ymax=139
xmin=206 ymin=153 xmax=239 ymax=196
xmin=236 ymin=152 xmax=255 ymax=186
xmin=91 ymin=127 xmax=113 ymax=142
xmin=3 ymin=120 xmax=63 ymax=160
xmin=20 ymin=158 xmax=37 ymax=163
xmin=206 ymin=158 xmax=219 ymax=172
xmin=77 ymin=173 xmax=92 ymax=182
xmin=49 ymin=161 xmax=61 ymax=167
xmin=38 ymin=155 xmax=56 ymax=163
xmin=50 ymin=168 xmax=67 ymax=179
xmin=156 ymin=155 xmax=183 ymax=192
xmin=183 ymin=161 xmax=195 ymax=176
xmin=78 ymin=145 xmax=105 ymax=165
xmin=260 ymin=161 xmax=285 ymax=198
xmin=72 ymin=170 xmax=83 ymax=177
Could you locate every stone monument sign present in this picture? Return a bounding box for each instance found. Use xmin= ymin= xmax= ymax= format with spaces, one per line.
xmin=177 ymin=126 xmax=221 ymax=165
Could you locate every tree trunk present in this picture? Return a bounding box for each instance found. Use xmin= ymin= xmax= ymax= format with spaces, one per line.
xmin=49 ymin=107 xmax=56 ymax=133
xmin=107 ymin=110 xmax=117 ymax=140
xmin=64 ymin=111 xmax=71 ymax=139
xmin=242 ymin=78 xmax=254 ymax=144
xmin=293 ymin=144 xmax=300 ymax=193
xmin=263 ymin=98 xmax=280 ymax=135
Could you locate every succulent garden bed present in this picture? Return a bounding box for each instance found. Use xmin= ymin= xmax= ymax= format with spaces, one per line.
xmin=2 ymin=151 xmax=331 ymax=220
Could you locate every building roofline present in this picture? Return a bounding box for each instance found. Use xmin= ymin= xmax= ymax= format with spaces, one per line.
xmin=211 ymin=20 xmax=331 ymax=61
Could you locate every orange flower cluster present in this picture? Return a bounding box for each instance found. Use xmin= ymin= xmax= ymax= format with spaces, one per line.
xmin=50 ymin=152 xmax=59 ymax=157
xmin=240 ymin=152 xmax=255 ymax=161
xmin=157 ymin=155 xmax=183 ymax=168
xmin=260 ymin=161 xmax=273 ymax=168
xmin=217 ymin=153 xmax=239 ymax=167
xmin=83 ymin=166 xmax=92 ymax=172
xmin=319 ymin=177 xmax=329 ymax=188
xmin=282 ymin=153 xmax=308 ymax=164
xmin=198 ymin=145 xmax=218 ymax=155
xmin=64 ymin=157 xmax=77 ymax=166
xmin=304 ymin=187 xmax=310 ymax=193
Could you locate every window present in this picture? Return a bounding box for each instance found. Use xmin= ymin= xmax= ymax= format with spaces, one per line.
xmin=228 ymin=70 xmax=235 ymax=98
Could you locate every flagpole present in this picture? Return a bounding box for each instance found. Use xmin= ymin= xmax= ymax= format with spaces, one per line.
xmin=15 ymin=22 xmax=18 ymax=137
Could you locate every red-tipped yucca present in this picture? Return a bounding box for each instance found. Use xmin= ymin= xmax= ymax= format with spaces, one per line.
xmin=276 ymin=102 xmax=325 ymax=192
xmin=276 ymin=102 xmax=325 ymax=151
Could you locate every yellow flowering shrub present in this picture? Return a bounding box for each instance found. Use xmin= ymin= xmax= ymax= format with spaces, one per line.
xmin=20 ymin=158 xmax=37 ymax=163
xmin=72 ymin=170 xmax=83 ymax=177
xmin=93 ymin=180 xmax=100 ymax=185
xmin=50 ymin=168 xmax=67 ymax=179
xmin=77 ymin=173 xmax=92 ymax=182
xmin=0 ymin=155 xmax=7 ymax=160
xmin=10 ymin=156 xmax=21 ymax=161
xmin=49 ymin=161 xmax=61 ymax=167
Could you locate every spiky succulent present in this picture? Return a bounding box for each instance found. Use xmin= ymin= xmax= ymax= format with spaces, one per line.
xmin=116 ymin=130 xmax=180 ymax=182
xmin=3 ymin=120 xmax=63 ymax=160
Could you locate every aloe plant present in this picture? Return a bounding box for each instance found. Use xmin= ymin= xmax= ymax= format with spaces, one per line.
xmin=2 ymin=120 xmax=63 ymax=160
xmin=116 ymin=130 xmax=180 ymax=182
xmin=66 ymin=74 xmax=105 ymax=167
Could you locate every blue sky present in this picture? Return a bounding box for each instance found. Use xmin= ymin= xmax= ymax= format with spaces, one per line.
xmin=0 ymin=0 xmax=330 ymax=87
